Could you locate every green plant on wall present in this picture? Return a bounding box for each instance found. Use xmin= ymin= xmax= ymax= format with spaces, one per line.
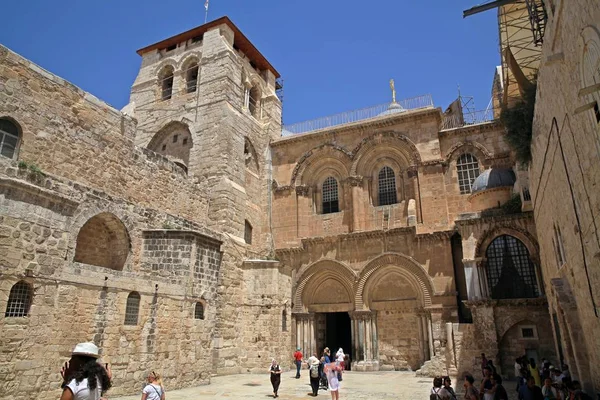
xmin=500 ymin=80 xmax=537 ymax=165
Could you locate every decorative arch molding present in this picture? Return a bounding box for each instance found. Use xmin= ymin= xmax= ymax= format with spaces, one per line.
xmin=179 ymin=52 xmax=202 ymax=69
xmin=497 ymin=317 xmax=536 ymax=342
xmin=154 ymin=60 xmax=178 ymax=77
xmin=356 ymin=253 xmax=434 ymax=310
xmin=350 ymin=132 xmax=422 ymax=175
xmin=293 ymin=259 xmax=358 ymax=313
xmin=148 ymin=120 xmax=193 ymax=148
xmin=475 ymin=225 xmax=539 ymax=263
xmin=290 ymin=144 xmax=352 ymax=187
xmin=443 ymin=141 xmax=493 ymax=166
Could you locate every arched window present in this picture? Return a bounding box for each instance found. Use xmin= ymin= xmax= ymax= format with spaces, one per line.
xmin=0 ymin=118 xmax=20 ymax=160
xmin=244 ymin=138 xmax=258 ymax=173
xmin=485 ymin=235 xmax=540 ymax=299
xmin=322 ymin=176 xmax=339 ymax=214
xmin=282 ymin=309 xmax=287 ymax=332
xmin=581 ymin=27 xmax=600 ymax=125
xmin=194 ymin=302 xmax=205 ymax=320
xmin=74 ymin=213 xmax=130 ymax=270
xmin=244 ymin=220 xmax=253 ymax=244
xmin=456 ymin=153 xmax=480 ymax=194
xmin=249 ymin=86 xmax=260 ymax=118
xmin=124 ymin=292 xmax=141 ymax=325
xmin=378 ymin=166 xmax=398 ymax=206
xmin=159 ymin=66 xmax=174 ymax=101
xmin=5 ymin=281 xmax=32 ymax=317
xmin=185 ymin=62 xmax=199 ymax=93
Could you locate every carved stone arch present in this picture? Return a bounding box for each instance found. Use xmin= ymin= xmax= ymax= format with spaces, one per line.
xmin=155 ymin=59 xmax=177 ymax=78
xmin=475 ymin=225 xmax=539 ymax=263
xmin=350 ymin=132 xmax=422 ymax=176
xmin=147 ymin=121 xmax=194 ymax=166
xmin=293 ymin=259 xmax=358 ymax=313
xmin=356 ymin=253 xmax=434 ymax=310
xmin=444 ymin=141 xmax=493 ymax=167
xmin=179 ymin=52 xmax=202 ymax=70
xmin=497 ymin=317 xmax=534 ymax=342
xmin=291 ymin=144 xmax=352 ymax=187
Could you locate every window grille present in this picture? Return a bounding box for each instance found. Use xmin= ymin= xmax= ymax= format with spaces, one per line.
xmin=521 ymin=327 xmax=535 ymax=338
xmin=0 ymin=118 xmax=19 ymax=159
xmin=456 ymin=154 xmax=480 ymax=194
xmin=249 ymin=87 xmax=260 ymax=118
xmin=186 ymin=65 xmax=199 ymax=93
xmin=485 ymin=235 xmax=539 ymax=299
xmin=194 ymin=302 xmax=205 ymax=320
xmin=244 ymin=220 xmax=253 ymax=244
xmin=5 ymin=281 xmax=32 ymax=317
xmin=322 ymin=176 xmax=339 ymax=214
xmin=378 ymin=166 xmax=397 ymax=206
xmin=522 ymin=187 xmax=532 ymax=201
xmin=124 ymin=292 xmax=141 ymax=326
xmin=161 ymin=73 xmax=174 ymax=101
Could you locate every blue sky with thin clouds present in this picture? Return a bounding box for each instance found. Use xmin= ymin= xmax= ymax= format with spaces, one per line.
xmin=0 ymin=0 xmax=500 ymax=125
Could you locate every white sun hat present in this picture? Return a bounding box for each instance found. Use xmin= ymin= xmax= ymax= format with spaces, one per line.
xmin=71 ymin=342 xmax=100 ymax=358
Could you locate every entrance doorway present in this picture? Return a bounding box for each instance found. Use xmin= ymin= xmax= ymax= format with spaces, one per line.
xmin=325 ymin=312 xmax=352 ymax=369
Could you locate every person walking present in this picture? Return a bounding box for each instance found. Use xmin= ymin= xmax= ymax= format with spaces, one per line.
xmin=293 ymin=347 xmax=303 ymax=379
xmin=60 ymin=342 xmax=112 ymax=400
xmin=519 ymin=376 xmax=544 ymax=400
xmin=269 ymin=359 xmax=282 ymax=398
xmin=335 ymin=348 xmax=344 ymax=381
xmin=325 ymin=362 xmax=342 ymax=400
xmin=481 ymin=353 xmax=488 ymax=376
xmin=141 ymin=371 xmax=165 ymax=400
xmin=481 ymin=366 xmax=495 ymax=400
xmin=491 ymin=374 xmax=509 ymax=400
xmin=529 ymin=359 xmax=542 ymax=387
xmin=306 ymin=353 xmax=321 ymax=396
xmin=443 ymin=376 xmax=457 ymax=400
xmin=464 ymin=374 xmax=480 ymax=400
xmin=431 ymin=376 xmax=450 ymax=400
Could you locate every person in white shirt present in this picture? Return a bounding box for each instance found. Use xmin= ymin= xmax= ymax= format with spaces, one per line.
xmin=141 ymin=371 xmax=166 ymax=400
xmin=60 ymin=342 xmax=112 ymax=400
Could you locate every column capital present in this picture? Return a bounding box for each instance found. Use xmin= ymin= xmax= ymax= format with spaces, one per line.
xmin=346 ymin=175 xmax=364 ymax=187
xmin=295 ymin=185 xmax=310 ymax=197
xmin=349 ymin=310 xmax=376 ymax=321
xmin=293 ymin=312 xmax=315 ymax=321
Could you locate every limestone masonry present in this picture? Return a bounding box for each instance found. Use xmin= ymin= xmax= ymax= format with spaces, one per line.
xmin=0 ymin=7 xmax=598 ymax=399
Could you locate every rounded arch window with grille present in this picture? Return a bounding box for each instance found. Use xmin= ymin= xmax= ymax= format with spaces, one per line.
xmin=159 ymin=65 xmax=175 ymax=101
xmin=0 ymin=118 xmax=21 ymax=160
xmin=456 ymin=153 xmax=480 ymax=194
xmin=377 ymin=166 xmax=398 ymax=206
xmin=124 ymin=292 xmax=141 ymax=326
xmin=5 ymin=281 xmax=32 ymax=317
xmin=580 ymin=26 xmax=600 ymax=127
xmin=485 ymin=235 xmax=540 ymax=299
xmin=194 ymin=302 xmax=205 ymax=320
xmin=322 ymin=176 xmax=339 ymax=214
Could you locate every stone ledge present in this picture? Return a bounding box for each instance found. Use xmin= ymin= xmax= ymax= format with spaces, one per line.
xmin=0 ymin=177 xmax=79 ymax=215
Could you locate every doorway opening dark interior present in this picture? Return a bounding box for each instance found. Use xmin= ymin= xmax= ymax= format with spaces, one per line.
xmin=325 ymin=312 xmax=352 ymax=370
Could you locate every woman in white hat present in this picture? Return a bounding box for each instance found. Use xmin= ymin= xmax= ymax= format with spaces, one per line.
xmin=60 ymin=342 xmax=112 ymax=400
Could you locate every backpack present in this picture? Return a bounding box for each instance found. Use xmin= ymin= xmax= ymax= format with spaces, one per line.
xmin=430 ymin=388 xmax=442 ymax=400
xmin=310 ymin=364 xmax=319 ymax=378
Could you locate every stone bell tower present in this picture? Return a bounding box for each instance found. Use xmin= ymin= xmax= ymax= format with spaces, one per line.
xmin=124 ymin=17 xmax=282 ymax=251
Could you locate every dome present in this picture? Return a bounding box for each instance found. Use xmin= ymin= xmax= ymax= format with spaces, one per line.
xmin=471 ymin=168 xmax=516 ymax=194
xmin=377 ymin=101 xmax=406 ymax=116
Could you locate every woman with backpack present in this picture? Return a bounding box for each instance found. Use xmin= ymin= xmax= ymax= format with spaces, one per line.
xmin=141 ymin=371 xmax=165 ymax=400
xmin=306 ymin=353 xmax=321 ymax=396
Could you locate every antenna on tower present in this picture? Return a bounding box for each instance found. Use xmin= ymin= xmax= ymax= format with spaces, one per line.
xmin=204 ymin=0 xmax=210 ymax=24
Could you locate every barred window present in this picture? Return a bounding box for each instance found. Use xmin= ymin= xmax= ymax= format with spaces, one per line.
xmin=186 ymin=63 xmax=199 ymax=93
xmin=159 ymin=66 xmax=174 ymax=101
xmin=322 ymin=176 xmax=339 ymax=214
xmin=124 ymin=292 xmax=141 ymax=326
xmin=5 ymin=281 xmax=32 ymax=317
xmin=194 ymin=302 xmax=205 ymax=320
xmin=456 ymin=153 xmax=480 ymax=194
xmin=485 ymin=235 xmax=539 ymax=299
xmin=0 ymin=118 xmax=20 ymax=160
xmin=378 ymin=166 xmax=397 ymax=206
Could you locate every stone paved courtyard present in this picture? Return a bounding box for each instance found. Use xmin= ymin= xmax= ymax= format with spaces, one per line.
xmin=111 ymin=371 xmax=440 ymax=400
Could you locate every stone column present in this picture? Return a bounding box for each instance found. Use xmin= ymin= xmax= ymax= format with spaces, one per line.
xmin=407 ymin=166 xmax=421 ymax=223
xmin=350 ymin=311 xmax=379 ymax=371
xmin=417 ymin=309 xmax=431 ymax=364
xmin=348 ymin=176 xmax=363 ymax=232
xmin=294 ymin=313 xmax=316 ymax=356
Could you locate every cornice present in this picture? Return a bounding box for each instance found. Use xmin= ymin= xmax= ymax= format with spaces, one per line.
xmin=465 ymin=297 xmax=547 ymax=307
xmin=455 ymin=210 xmax=534 ymax=226
xmin=439 ymin=120 xmax=504 ymax=137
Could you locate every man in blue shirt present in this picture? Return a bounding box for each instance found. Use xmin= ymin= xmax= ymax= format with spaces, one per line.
xmin=519 ymin=376 xmax=543 ymax=400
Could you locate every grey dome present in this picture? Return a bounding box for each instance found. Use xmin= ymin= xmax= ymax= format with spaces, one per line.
xmin=471 ymin=168 xmax=516 ymax=194
xmin=377 ymin=101 xmax=406 ymax=116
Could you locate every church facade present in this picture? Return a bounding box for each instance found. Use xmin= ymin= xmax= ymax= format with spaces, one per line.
xmin=0 ymin=16 xmax=558 ymax=399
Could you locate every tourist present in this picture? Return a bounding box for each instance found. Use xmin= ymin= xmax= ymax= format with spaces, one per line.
xmin=306 ymin=352 xmax=321 ymax=396
xmin=566 ymin=381 xmax=592 ymax=400
xmin=481 ymin=353 xmax=488 ymax=377
xmin=487 ymin=359 xmax=497 ymax=375
xmin=480 ymin=366 xmax=494 ymax=400
xmin=443 ymin=376 xmax=457 ymax=400
xmin=431 ymin=376 xmax=450 ymax=400
xmin=519 ymin=376 xmax=544 ymax=400
xmin=293 ymin=347 xmax=303 ymax=379
xmin=464 ymin=374 xmax=479 ymax=400
xmin=491 ymin=374 xmax=508 ymax=400
xmin=542 ymin=377 xmax=560 ymax=400
xmin=529 ymin=359 xmax=542 ymax=387
xmin=269 ymin=359 xmax=282 ymax=398
xmin=335 ymin=348 xmax=344 ymax=381
xmin=141 ymin=371 xmax=165 ymax=400
xmin=325 ymin=362 xmax=342 ymax=400
xmin=518 ymin=369 xmax=530 ymax=400
xmin=323 ymin=347 xmax=332 ymax=364
xmin=319 ymin=356 xmax=328 ymax=390
xmin=59 ymin=342 xmax=112 ymax=400
xmin=515 ymin=357 xmax=523 ymax=379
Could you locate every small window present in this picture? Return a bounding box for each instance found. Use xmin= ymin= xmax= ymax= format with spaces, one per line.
xmin=173 ymin=134 xmax=178 ymax=143
xmin=0 ymin=118 xmax=20 ymax=160
xmin=520 ymin=326 xmax=537 ymax=339
xmin=322 ymin=176 xmax=339 ymax=214
xmin=5 ymin=281 xmax=32 ymax=317
xmin=194 ymin=302 xmax=205 ymax=320
xmin=282 ymin=309 xmax=287 ymax=332
xmin=594 ymin=102 xmax=600 ymax=124
xmin=183 ymin=137 xmax=188 ymax=145
xmin=166 ymin=44 xmax=177 ymax=52
xmin=378 ymin=166 xmax=398 ymax=206
xmin=160 ymin=66 xmax=174 ymax=101
xmin=244 ymin=220 xmax=253 ymax=244
xmin=249 ymin=86 xmax=260 ymax=118
xmin=191 ymin=35 xmax=203 ymax=43
xmin=162 ymin=144 xmax=166 ymax=151
xmin=186 ymin=64 xmax=199 ymax=93
xmin=456 ymin=153 xmax=480 ymax=194
xmin=124 ymin=292 xmax=141 ymax=326
xmin=522 ymin=187 xmax=532 ymax=201
xmin=554 ymin=224 xmax=567 ymax=268
xmin=244 ymin=88 xmax=250 ymax=109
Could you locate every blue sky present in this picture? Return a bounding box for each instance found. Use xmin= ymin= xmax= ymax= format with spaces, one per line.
xmin=0 ymin=0 xmax=499 ymax=125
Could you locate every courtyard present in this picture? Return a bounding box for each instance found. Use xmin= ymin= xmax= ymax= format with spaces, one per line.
xmin=111 ymin=371 xmax=439 ymax=400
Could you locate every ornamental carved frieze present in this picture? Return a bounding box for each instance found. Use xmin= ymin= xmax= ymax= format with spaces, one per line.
xmin=346 ymin=175 xmax=364 ymax=187
xmin=295 ymin=185 xmax=310 ymax=196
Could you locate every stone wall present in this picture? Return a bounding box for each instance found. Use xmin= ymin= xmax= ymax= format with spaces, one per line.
xmin=530 ymin=0 xmax=600 ymax=393
xmin=377 ymin=311 xmax=422 ymax=370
